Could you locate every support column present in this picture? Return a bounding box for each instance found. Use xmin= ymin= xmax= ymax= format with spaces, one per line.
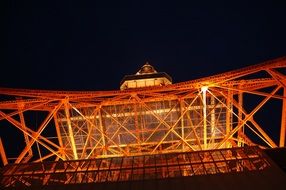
xmin=98 ymin=108 xmax=107 ymax=156
xmin=226 ymin=89 xmax=233 ymax=148
xmin=210 ymin=96 xmax=215 ymax=147
xmin=54 ymin=115 xmax=66 ymax=160
xmin=17 ymin=101 xmax=33 ymax=162
xmin=280 ymin=87 xmax=286 ymax=147
xmin=237 ymin=90 xmax=244 ymax=147
xmin=202 ymin=87 xmax=208 ymax=149
xmin=134 ymin=102 xmax=142 ymax=153
xmin=180 ymin=99 xmax=185 ymax=151
xmin=64 ymin=99 xmax=78 ymax=160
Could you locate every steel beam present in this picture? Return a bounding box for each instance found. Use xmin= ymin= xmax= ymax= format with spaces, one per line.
xmin=17 ymin=102 xmax=33 ymax=162
xmin=0 ymin=137 xmax=8 ymax=166
xmin=280 ymin=87 xmax=286 ymax=147
xmin=64 ymin=99 xmax=78 ymax=160
xmin=202 ymin=87 xmax=208 ymax=149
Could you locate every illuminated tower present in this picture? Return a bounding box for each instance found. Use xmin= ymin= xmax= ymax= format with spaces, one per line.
xmin=1 ymin=57 xmax=286 ymax=189
xmin=120 ymin=62 xmax=172 ymax=90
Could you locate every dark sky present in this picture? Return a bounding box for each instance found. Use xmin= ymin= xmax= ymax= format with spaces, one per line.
xmin=2 ymin=1 xmax=286 ymax=90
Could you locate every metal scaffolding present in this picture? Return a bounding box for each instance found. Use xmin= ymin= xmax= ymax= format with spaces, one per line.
xmin=54 ymin=93 xmax=227 ymax=160
xmin=0 ymin=57 xmax=285 ymax=174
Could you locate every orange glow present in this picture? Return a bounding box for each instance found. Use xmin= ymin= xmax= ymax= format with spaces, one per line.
xmin=0 ymin=56 xmax=285 ymax=164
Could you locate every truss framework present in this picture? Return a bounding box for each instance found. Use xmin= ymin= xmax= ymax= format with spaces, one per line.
xmin=0 ymin=57 xmax=285 ymax=164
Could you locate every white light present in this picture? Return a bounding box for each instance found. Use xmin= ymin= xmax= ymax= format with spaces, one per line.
xmin=201 ymin=86 xmax=208 ymax=92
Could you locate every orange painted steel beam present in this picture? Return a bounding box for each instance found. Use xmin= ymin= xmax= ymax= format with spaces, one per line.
xmin=0 ymin=137 xmax=8 ymax=166
xmin=225 ymin=89 xmax=232 ymax=147
xmin=202 ymin=87 xmax=208 ymax=149
xmin=53 ymin=114 xmax=66 ymax=160
xmin=17 ymin=102 xmax=33 ymax=163
xmin=63 ymin=99 xmax=78 ymax=160
xmin=280 ymin=87 xmax=286 ymax=147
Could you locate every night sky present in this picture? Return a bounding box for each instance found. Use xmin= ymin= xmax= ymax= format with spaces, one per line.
xmin=2 ymin=1 xmax=286 ymax=90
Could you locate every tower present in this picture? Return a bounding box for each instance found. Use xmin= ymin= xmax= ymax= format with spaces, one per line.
xmin=1 ymin=57 xmax=286 ymax=189
xmin=120 ymin=62 xmax=172 ymax=90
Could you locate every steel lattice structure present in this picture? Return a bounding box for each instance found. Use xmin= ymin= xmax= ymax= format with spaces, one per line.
xmin=0 ymin=57 xmax=286 ymax=165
